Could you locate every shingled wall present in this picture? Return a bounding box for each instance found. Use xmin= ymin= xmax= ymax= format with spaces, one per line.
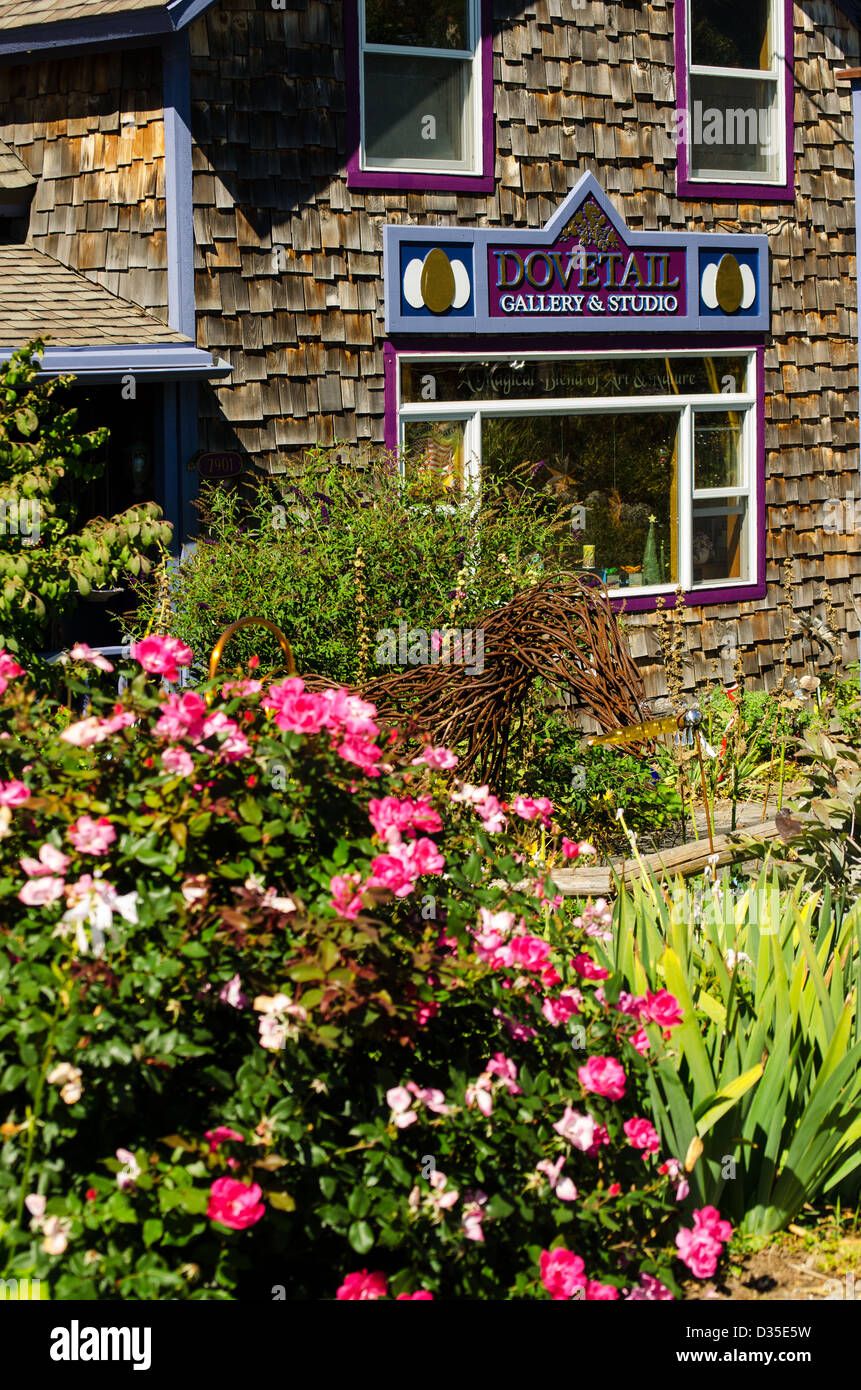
xmin=186 ymin=0 xmax=861 ymax=697
xmin=0 ymin=47 xmax=168 ymax=319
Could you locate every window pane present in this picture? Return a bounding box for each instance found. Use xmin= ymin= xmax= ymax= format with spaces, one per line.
xmin=690 ymin=0 xmax=772 ymax=70
xmin=365 ymin=0 xmax=469 ymax=50
xmin=694 ymin=411 xmax=744 ymax=489
xmin=404 ymin=419 xmax=467 ymax=499
xmin=692 ymin=495 xmax=749 ymax=583
xmin=401 ymin=355 xmax=750 ymax=403
xmin=364 ymin=53 xmax=471 ymax=166
xmin=690 ymin=74 xmax=780 ymax=178
xmin=481 ymin=412 xmax=680 ymax=587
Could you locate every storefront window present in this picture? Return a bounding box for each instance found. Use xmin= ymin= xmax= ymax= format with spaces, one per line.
xmin=396 ymin=350 xmax=758 ymax=597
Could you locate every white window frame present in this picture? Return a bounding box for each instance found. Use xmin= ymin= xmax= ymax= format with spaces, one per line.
xmin=396 ymin=348 xmax=758 ymax=597
xmin=358 ymin=0 xmax=483 ymax=176
xmin=685 ymin=0 xmax=787 ymax=187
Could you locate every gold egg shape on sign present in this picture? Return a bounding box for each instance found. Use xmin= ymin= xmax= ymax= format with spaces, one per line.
xmin=715 ymin=254 xmax=744 ymax=314
xmin=421 ymin=248 xmax=456 ymax=314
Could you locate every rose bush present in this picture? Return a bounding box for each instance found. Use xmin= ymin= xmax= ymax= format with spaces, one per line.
xmin=0 ymin=642 xmax=729 ymax=1299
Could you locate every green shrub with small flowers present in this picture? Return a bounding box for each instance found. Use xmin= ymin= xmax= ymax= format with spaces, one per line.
xmin=0 ymin=639 xmax=730 ymax=1300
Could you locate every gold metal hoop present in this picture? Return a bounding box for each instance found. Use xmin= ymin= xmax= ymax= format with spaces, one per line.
xmin=207 ymin=616 xmax=296 ymax=704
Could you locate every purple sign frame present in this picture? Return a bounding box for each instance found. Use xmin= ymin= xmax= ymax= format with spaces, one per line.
xmin=383 ymin=172 xmax=770 ymax=335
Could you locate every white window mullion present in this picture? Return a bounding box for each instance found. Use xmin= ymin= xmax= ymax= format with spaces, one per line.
xmin=679 ymin=404 xmax=694 ymax=591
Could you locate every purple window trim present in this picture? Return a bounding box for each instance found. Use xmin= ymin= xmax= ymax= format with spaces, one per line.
xmin=345 ymin=0 xmax=495 ymax=193
xmin=383 ymin=335 xmax=767 ymax=611
xmin=673 ymin=0 xmax=796 ymax=203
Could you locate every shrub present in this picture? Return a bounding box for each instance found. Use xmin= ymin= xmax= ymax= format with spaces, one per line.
xmin=129 ymin=450 xmax=572 ymax=686
xmin=0 ymin=341 xmax=172 ymax=657
xmin=0 ymin=641 xmax=727 ymax=1300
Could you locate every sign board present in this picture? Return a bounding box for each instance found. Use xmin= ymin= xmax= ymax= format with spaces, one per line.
xmin=383 ymin=172 xmax=769 ymax=336
xmin=194 ymin=451 xmax=245 ymax=480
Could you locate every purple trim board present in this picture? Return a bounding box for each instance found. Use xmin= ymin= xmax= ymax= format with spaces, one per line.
xmin=345 ymin=0 xmax=495 ymax=193
xmin=383 ymin=336 xmax=767 ymax=613
xmin=674 ymin=0 xmax=796 ymax=203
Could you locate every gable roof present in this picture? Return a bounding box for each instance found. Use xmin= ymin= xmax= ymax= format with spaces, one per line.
xmin=0 ymin=0 xmax=165 ymax=28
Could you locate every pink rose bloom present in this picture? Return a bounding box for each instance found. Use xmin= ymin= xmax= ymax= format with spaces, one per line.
xmin=578 ymin=1055 xmax=626 ymax=1100
xmin=336 ymin=732 xmax=383 ymax=777
xmin=465 ymin=1076 xmax=493 ymax=1118
xmin=675 ymin=1226 xmax=723 ymax=1279
xmin=206 ymin=1176 xmax=265 ymax=1230
xmin=156 ymin=691 xmax=208 ymax=741
xmin=406 ymin=1083 xmax=450 ymax=1114
xmin=264 ymin=685 xmax=330 ymax=735
xmin=21 ymin=843 xmax=70 ymax=877
xmin=415 ymin=1001 xmax=438 ymax=1026
xmin=616 ymin=991 xmax=648 ymax=1017
xmin=0 ymin=648 xmax=25 ymax=694
xmin=693 ymin=1206 xmax=732 ymax=1244
xmin=330 ymin=872 xmax=365 ymax=920
xmin=556 ymin=1176 xmax=578 ymax=1202
xmin=315 ymin=687 xmax=380 ymax=739
xmin=368 ymin=852 xmax=416 ymax=897
xmin=0 ymin=779 xmax=30 ymax=806
xmin=542 ymin=990 xmax=581 ymax=1026
xmin=205 ymin=1126 xmax=244 ymax=1153
xmin=485 ymin=1052 xmax=519 ymax=1089
xmin=67 ymin=815 xmax=116 ymax=856
xmin=412 ymin=744 xmax=458 ymax=771
xmin=553 ymin=1107 xmax=598 ymax=1152
xmin=461 ymin=1191 xmax=487 ymax=1242
xmin=586 ymin=1280 xmax=620 ymax=1300
xmin=540 ymin=1248 xmax=587 ymax=1300
xmin=18 ymin=876 xmax=66 ymax=907
xmin=587 ymin=1123 xmax=610 ymax=1157
xmin=505 ymin=933 xmax=553 ymax=972
xmin=407 ymin=836 xmax=445 ymax=876
xmin=161 ymin=746 xmax=195 ymax=777
xmin=218 ymin=974 xmax=249 ymax=1009
xmin=133 ymin=634 xmax=193 ymax=683
xmin=492 ymin=1007 xmax=537 ymax=1041
xmin=645 ymin=989 xmax=684 ymax=1029
xmin=511 ymin=795 xmax=553 ymax=824
xmin=477 ymin=907 xmax=516 ymax=937
xmin=386 ymin=1085 xmax=412 ymax=1114
xmin=475 ymin=794 xmax=506 ymax=833
xmin=368 ymin=795 xmax=442 ymax=843
xmin=69 ymin=642 xmax=114 ymax=673
xmin=336 ymin=1270 xmax=388 ymax=1301
xmin=625 ymin=1273 xmax=674 ymax=1301
xmin=571 ymin=952 xmax=609 ymax=980
xmin=396 ymin=1290 xmax=434 ymax=1300
xmin=623 ymin=1117 xmax=661 ymax=1155
xmin=630 ymin=1026 xmax=651 ymax=1056
xmin=450 ymin=782 xmax=489 ymax=804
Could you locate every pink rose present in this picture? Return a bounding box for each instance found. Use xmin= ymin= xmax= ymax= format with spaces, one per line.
xmin=586 ymin=1281 xmax=620 ymax=1299
xmin=542 ymin=990 xmax=581 ymax=1026
xmin=368 ymin=852 xmax=416 ymax=897
xmin=396 ymin=1290 xmax=434 ymax=1300
xmin=625 ymin=1273 xmax=674 ymax=1301
xmin=0 ymin=648 xmax=25 ymax=692
xmin=553 ymin=1107 xmax=598 ymax=1152
xmin=161 ymin=746 xmax=195 ymax=777
xmin=20 ymin=844 xmax=70 ymax=877
xmin=474 ymin=794 xmax=506 ymax=833
xmin=675 ymin=1226 xmax=723 ymax=1279
xmin=412 ymin=745 xmax=458 ymax=770
xmin=330 ymin=872 xmax=365 ymax=920
xmin=0 ymin=779 xmax=30 ymax=806
xmin=18 ymin=876 xmax=66 ymax=907
xmin=368 ymin=795 xmax=442 ymax=842
xmin=206 ymin=1176 xmax=265 ymax=1230
xmin=69 ymin=642 xmax=114 ymax=672
xmin=336 ymin=732 xmax=383 ymax=777
xmin=505 ymin=933 xmax=553 ymax=972
xmin=539 ymin=1248 xmax=587 ymax=1300
xmin=693 ymin=1206 xmax=732 ymax=1244
xmin=156 ymin=691 xmax=208 ymax=741
xmin=571 ymin=952 xmax=609 ymax=980
xmin=630 ymin=1026 xmax=651 ymax=1056
xmin=336 ymin=1269 xmax=388 ymax=1300
xmin=623 ymin=1117 xmax=661 ymax=1155
xmin=511 ymin=795 xmax=553 ymax=824
xmin=133 ymin=634 xmax=193 ymax=683
xmin=205 ymin=1126 xmax=245 ymax=1153
xmin=67 ymin=815 xmax=116 ymax=856
xmin=578 ymin=1055 xmax=626 ymax=1100
xmin=645 ymin=989 xmax=684 ymax=1029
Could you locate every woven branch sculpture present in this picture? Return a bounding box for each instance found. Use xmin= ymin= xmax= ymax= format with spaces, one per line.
xmin=308 ymin=576 xmax=647 ymax=791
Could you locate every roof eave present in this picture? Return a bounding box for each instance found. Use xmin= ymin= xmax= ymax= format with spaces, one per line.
xmin=0 ymin=343 xmax=232 ymax=381
xmin=0 ymin=0 xmax=218 ymax=57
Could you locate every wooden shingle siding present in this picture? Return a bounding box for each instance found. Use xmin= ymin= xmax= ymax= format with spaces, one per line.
xmin=187 ymin=0 xmax=861 ymax=692
xmin=0 ymin=48 xmax=168 ymax=322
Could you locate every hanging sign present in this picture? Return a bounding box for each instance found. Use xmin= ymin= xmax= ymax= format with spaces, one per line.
xmin=383 ymin=172 xmax=768 ymax=336
xmin=195 ymin=451 xmax=245 ymax=480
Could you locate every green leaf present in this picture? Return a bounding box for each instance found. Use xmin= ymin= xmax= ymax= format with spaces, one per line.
xmin=347 ymin=1220 xmax=374 ymax=1254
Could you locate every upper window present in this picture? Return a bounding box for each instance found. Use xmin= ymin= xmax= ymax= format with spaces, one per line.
xmin=346 ymin=0 xmax=493 ymax=191
xmin=676 ymin=0 xmax=794 ymax=199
